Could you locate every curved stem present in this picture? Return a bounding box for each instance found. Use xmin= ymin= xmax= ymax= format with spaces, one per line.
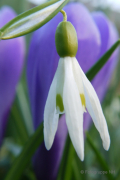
xmin=60 ymin=9 xmax=67 ymax=21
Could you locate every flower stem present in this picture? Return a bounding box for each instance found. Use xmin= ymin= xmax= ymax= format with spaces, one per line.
xmin=60 ymin=9 xmax=67 ymax=21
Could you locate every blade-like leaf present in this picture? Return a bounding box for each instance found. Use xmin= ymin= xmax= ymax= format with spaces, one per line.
xmin=86 ymin=132 xmax=114 ymax=180
xmin=10 ymin=99 xmax=29 ymax=144
xmin=72 ymin=159 xmax=82 ymax=180
xmin=16 ymin=82 xmax=33 ymax=136
xmin=4 ymin=123 xmax=43 ymax=180
xmin=72 ymin=153 xmax=86 ymax=180
xmin=57 ymin=135 xmax=75 ymax=180
xmin=86 ymin=39 xmax=120 ymax=81
xmin=0 ymin=0 xmax=69 ymax=39
xmin=115 ymin=168 xmax=120 ymax=180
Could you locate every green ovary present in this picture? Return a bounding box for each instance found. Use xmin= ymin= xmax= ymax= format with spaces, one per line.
xmin=80 ymin=94 xmax=86 ymax=107
xmin=55 ymin=21 xmax=78 ymax=57
xmin=56 ymin=94 xmax=64 ymax=112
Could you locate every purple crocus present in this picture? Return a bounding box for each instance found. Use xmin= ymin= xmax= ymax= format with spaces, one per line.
xmin=83 ymin=11 xmax=119 ymax=131
xmin=0 ymin=6 xmax=25 ymax=146
xmin=27 ymin=2 xmax=118 ymax=180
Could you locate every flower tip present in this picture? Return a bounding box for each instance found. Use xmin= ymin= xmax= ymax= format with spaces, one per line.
xmin=78 ymin=150 xmax=84 ymax=161
xmin=81 ymin=155 xmax=84 ymax=162
xmin=44 ymin=129 xmax=52 ymax=150
xmin=103 ymin=138 xmax=110 ymax=151
xmin=44 ymin=140 xmax=51 ymax=151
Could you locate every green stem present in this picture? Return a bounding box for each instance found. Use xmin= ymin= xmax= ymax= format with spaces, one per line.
xmin=60 ymin=9 xmax=67 ymax=21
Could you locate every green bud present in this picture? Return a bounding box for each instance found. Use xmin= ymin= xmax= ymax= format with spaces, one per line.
xmin=55 ymin=21 xmax=78 ymax=57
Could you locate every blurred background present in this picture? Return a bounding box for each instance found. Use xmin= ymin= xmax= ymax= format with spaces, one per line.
xmin=0 ymin=0 xmax=120 ymax=180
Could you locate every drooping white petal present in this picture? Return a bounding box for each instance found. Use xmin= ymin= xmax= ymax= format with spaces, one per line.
xmin=72 ymin=57 xmax=86 ymax=112
xmin=63 ymin=57 xmax=84 ymax=161
xmin=80 ymin=67 xmax=110 ymax=150
xmin=44 ymin=72 xmax=59 ymax=150
xmin=56 ymin=58 xmax=65 ymax=114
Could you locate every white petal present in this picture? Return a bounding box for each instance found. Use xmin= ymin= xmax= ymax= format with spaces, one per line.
xmin=72 ymin=57 xmax=86 ymax=112
xmin=56 ymin=58 xmax=65 ymax=114
xmin=28 ymin=0 xmax=48 ymax=5
xmin=80 ymin=67 xmax=110 ymax=150
xmin=44 ymin=71 xmax=59 ymax=150
xmin=1 ymin=0 xmax=65 ymax=39
xmin=63 ymin=57 xmax=84 ymax=161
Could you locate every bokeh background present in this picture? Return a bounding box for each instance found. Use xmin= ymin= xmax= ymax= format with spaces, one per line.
xmin=0 ymin=0 xmax=120 ymax=180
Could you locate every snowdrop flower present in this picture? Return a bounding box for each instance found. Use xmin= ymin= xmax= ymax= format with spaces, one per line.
xmin=27 ymin=3 xmax=101 ymax=179
xmin=44 ymin=10 xmax=110 ymax=161
xmin=27 ymin=3 xmax=118 ymax=179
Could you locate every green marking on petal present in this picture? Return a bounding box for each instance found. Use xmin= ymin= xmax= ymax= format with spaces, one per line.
xmin=56 ymin=94 xmax=64 ymax=112
xmin=80 ymin=94 xmax=86 ymax=107
xmin=0 ymin=31 xmax=2 ymax=40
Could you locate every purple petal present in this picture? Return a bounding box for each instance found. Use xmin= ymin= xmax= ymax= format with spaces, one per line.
xmin=92 ymin=12 xmax=119 ymax=102
xmin=84 ymin=12 xmax=119 ymax=131
xmin=0 ymin=6 xmax=25 ymax=145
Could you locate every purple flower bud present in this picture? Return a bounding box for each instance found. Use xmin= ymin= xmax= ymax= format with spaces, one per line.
xmin=27 ymin=2 xmax=118 ymax=180
xmin=0 ymin=6 xmax=25 ymax=146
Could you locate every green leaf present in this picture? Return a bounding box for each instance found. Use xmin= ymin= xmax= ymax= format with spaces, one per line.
xmin=10 ymin=99 xmax=29 ymax=144
xmin=57 ymin=135 xmax=75 ymax=180
xmin=86 ymin=39 xmax=120 ymax=81
xmin=72 ymin=153 xmax=86 ymax=180
xmin=16 ymin=82 xmax=33 ymax=136
xmin=0 ymin=0 xmax=69 ymax=39
xmin=86 ymin=132 xmax=114 ymax=180
xmin=4 ymin=123 xmax=43 ymax=180
xmin=72 ymin=159 xmax=81 ymax=180
xmin=115 ymin=168 xmax=120 ymax=180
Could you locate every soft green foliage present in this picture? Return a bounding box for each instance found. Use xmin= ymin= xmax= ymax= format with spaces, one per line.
xmin=5 ymin=123 xmax=43 ymax=180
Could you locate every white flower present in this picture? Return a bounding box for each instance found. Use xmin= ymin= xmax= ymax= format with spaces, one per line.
xmin=44 ymin=56 xmax=110 ymax=161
